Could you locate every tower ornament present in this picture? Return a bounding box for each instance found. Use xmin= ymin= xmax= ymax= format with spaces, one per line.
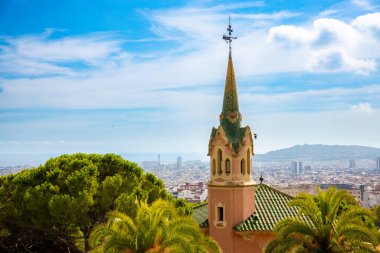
xmin=226 ymin=111 xmax=242 ymax=123
xmin=223 ymin=16 xmax=237 ymax=53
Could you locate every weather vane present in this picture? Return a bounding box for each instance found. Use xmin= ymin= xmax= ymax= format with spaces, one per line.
xmin=223 ymin=16 xmax=237 ymax=53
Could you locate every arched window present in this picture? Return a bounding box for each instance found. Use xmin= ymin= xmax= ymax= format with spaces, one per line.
xmin=247 ymin=148 xmax=251 ymax=175
xmin=240 ymin=159 xmax=245 ymax=175
xmin=217 ymin=149 xmax=222 ymax=175
xmin=225 ymin=159 xmax=231 ymax=176
xmin=212 ymin=159 xmax=216 ymax=176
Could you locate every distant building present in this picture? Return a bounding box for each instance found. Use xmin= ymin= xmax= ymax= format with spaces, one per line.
xmin=141 ymin=160 xmax=160 ymax=170
xmin=320 ymin=184 xmax=365 ymax=206
xmin=304 ymin=165 xmax=312 ymax=172
xmin=176 ymin=182 xmax=207 ymax=204
xmin=177 ymin=156 xmax=182 ymax=170
xmin=275 ymin=184 xmax=367 ymax=207
xmin=158 ymin=154 xmax=160 ymax=169
xmin=376 ymin=157 xmax=380 ymax=173
xmin=0 ymin=166 xmax=24 ymax=176
xmin=291 ymin=161 xmax=303 ymax=174
xmin=273 ymin=184 xmax=318 ymax=197
xmin=366 ymin=191 xmax=380 ymax=208
xmin=348 ymin=159 xmax=356 ymax=169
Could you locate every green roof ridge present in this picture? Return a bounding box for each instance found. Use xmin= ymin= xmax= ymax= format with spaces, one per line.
xmin=193 ymin=202 xmax=208 ymax=210
xmin=256 ymin=183 xmax=294 ymax=199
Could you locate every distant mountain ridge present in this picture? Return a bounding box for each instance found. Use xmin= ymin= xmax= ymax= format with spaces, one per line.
xmin=254 ymin=144 xmax=380 ymax=162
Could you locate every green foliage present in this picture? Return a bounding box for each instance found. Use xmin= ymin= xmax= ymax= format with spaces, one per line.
xmin=89 ymin=199 xmax=221 ymax=253
xmin=265 ymin=187 xmax=380 ymax=253
xmin=372 ymin=205 xmax=380 ymax=228
xmin=172 ymin=197 xmax=196 ymax=216
xmin=0 ymin=153 xmax=188 ymax=253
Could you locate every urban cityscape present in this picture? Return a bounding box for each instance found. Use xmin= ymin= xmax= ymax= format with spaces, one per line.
xmin=132 ymin=153 xmax=380 ymax=208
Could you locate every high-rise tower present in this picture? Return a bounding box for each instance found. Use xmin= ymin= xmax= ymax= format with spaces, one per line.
xmin=207 ymin=18 xmax=255 ymax=252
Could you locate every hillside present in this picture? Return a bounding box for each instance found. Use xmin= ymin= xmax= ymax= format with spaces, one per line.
xmin=254 ymin=144 xmax=380 ymax=162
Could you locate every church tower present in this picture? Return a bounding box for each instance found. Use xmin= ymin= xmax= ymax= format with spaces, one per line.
xmin=207 ymin=18 xmax=255 ymax=253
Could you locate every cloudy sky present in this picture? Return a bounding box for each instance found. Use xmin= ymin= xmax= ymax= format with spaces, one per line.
xmin=1 ymin=0 xmax=380 ymax=164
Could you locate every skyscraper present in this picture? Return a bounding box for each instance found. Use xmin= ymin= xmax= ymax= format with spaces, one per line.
xmin=348 ymin=159 xmax=355 ymax=169
xmin=157 ymin=154 xmax=160 ymax=169
xmin=291 ymin=161 xmax=302 ymax=174
xmin=177 ymin=156 xmax=182 ymax=170
xmin=376 ymin=157 xmax=380 ymax=173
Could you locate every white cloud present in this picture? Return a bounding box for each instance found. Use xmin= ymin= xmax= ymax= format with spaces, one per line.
xmin=351 ymin=0 xmax=373 ymax=10
xmin=268 ymin=13 xmax=380 ymax=75
xmin=0 ymin=32 xmax=124 ymax=76
xmin=235 ymin=11 xmax=300 ymax=21
xmin=352 ymin=12 xmax=380 ymax=40
xmin=268 ymin=25 xmax=316 ymax=46
xmin=350 ymin=102 xmax=374 ymax=113
xmin=239 ymin=85 xmax=380 ymax=114
xmin=307 ymin=47 xmax=376 ymax=75
xmin=268 ymin=18 xmax=361 ymax=48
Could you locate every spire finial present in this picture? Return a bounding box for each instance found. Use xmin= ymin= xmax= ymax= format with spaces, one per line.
xmin=259 ymin=173 xmax=264 ymax=184
xmin=223 ymin=16 xmax=237 ymax=54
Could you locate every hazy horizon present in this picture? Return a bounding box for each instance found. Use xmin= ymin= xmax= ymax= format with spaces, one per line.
xmin=2 ymin=143 xmax=380 ymax=167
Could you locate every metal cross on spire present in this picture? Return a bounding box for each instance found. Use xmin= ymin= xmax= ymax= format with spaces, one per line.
xmin=223 ymin=16 xmax=237 ymax=54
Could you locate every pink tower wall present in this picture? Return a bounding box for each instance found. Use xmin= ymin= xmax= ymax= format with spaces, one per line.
xmin=208 ymin=186 xmax=255 ymax=252
xmin=233 ymin=232 xmax=275 ymax=252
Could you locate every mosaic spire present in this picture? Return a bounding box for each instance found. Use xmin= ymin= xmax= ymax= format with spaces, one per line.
xmin=222 ymin=53 xmax=239 ymax=114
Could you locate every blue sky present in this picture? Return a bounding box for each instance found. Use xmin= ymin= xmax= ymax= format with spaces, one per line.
xmin=1 ymin=0 xmax=380 ymax=165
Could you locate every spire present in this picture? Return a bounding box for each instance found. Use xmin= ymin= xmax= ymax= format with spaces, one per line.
xmin=219 ymin=17 xmax=243 ymax=152
xmin=222 ymin=53 xmax=239 ymax=114
xmin=221 ymin=16 xmax=239 ymax=117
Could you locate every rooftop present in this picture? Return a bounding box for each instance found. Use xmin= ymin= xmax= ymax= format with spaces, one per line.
xmin=193 ymin=183 xmax=302 ymax=232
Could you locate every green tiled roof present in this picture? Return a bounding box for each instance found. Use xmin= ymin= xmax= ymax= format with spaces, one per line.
xmin=192 ymin=202 xmax=208 ymax=228
xmin=209 ymin=127 xmax=217 ymax=145
xmin=209 ymin=126 xmax=247 ymax=152
xmin=234 ymin=184 xmax=299 ymax=232
xmin=220 ymin=125 xmax=246 ymax=152
xmin=193 ymin=184 xmax=301 ymax=232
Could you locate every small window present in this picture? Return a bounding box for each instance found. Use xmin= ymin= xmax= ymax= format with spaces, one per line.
xmin=212 ymin=159 xmax=216 ymax=175
xmin=247 ymin=149 xmax=251 ymax=175
xmin=217 ymin=206 xmax=224 ymax=222
xmin=225 ymin=159 xmax=231 ymax=175
xmin=217 ymin=149 xmax=222 ymax=175
xmin=240 ymin=159 xmax=245 ymax=175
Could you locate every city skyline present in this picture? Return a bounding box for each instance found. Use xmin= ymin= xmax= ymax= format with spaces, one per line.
xmin=1 ymin=0 xmax=380 ymax=165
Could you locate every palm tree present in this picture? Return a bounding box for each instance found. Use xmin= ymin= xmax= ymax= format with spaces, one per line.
xmin=89 ymin=199 xmax=220 ymax=253
xmin=265 ymin=187 xmax=380 ymax=253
